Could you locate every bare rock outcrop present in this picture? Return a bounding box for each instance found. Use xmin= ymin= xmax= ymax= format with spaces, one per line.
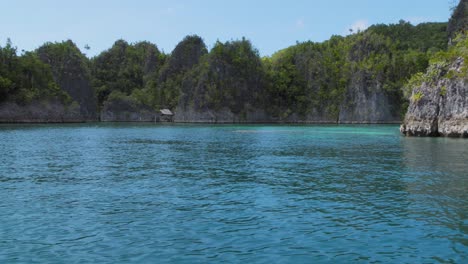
xmin=339 ymin=71 xmax=401 ymax=124
xmin=0 ymin=100 xmax=83 ymax=123
xmin=401 ymin=58 xmax=468 ymax=137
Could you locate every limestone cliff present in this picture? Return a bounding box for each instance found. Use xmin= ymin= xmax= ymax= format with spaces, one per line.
xmin=173 ymin=106 xmax=274 ymax=123
xmin=448 ymin=0 xmax=468 ymax=42
xmin=400 ymin=58 xmax=468 ymax=137
xmin=401 ymin=0 xmax=468 ymax=137
xmin=100 ymin=97 xmax=158 ymax=122
xmin=339 ymin=71 xmax=401 ymax=124
xmin=0 ymin=100 xmax=83 ymax=123
xmin=37 ymin=41 xmax=98 ymax=120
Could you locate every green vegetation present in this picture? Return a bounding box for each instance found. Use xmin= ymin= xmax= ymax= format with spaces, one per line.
xmin=401 ymin=0 xmax=468 ymax=104
xmin=105 ymin=90 xmax=141 ymax=108
xmin=368 ymin=21 xmax=447 ymax=51
xmin=37 ymin=40 xmax=91 ymax=82
xmin=0 ymin=2 xmax=464 ymax=122
xmin=264 ymin=21 xmax=447 ymax=118
xmin=448 ymin=0 xmax=468 ymax=41
xmin=441 ymin=85 xmax=447 ymax=96
xmin=152 ymin=35 xmax=207 ymax=110
xmin=36 ymin=40 xmax=98 ymax=118
xmin=412 ymin=91 xmax=424 ymax=102
xmin=0 ymin=39 xmax=70 ymax=105
xmin=404 ymin=33 xmax=468 ymax=97
xmin=181 ymin=38 xmax=266 ymax=115
xmin=91 ymin=40 xmax=163 ymax=106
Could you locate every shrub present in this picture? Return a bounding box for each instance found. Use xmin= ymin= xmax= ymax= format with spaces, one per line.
xmin=412 ymin=91 xmax=424 ymax=102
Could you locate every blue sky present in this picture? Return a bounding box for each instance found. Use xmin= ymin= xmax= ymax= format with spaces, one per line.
xmin=0 ymin=0 xmax=454 ymax=57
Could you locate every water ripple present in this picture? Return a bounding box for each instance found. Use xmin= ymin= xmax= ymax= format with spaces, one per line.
xmin=0 ymin=124 xmax=467 ymax=263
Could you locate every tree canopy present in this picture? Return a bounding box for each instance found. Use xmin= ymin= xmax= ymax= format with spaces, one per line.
xmin=0 ymin=16 xmax=457 ymax=122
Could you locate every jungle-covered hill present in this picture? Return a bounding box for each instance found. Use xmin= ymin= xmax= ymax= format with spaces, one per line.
xmin=0 ymin=7 xmax=461 ymax=123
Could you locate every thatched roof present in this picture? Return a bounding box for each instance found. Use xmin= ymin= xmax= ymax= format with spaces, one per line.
xmin=160 ymin=109 xmax=173 ymax=116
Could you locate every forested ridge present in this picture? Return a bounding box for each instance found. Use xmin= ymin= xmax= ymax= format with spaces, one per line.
xmin=0 ymin=4 xmax=465 ymax=123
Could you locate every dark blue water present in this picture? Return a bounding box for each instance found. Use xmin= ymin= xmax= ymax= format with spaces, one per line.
xmin=0 ymin=124 xmax=467 ymax=263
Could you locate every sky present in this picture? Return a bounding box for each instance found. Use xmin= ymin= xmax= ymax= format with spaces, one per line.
xmin=0 ymin=0 xmax=455 ymax=57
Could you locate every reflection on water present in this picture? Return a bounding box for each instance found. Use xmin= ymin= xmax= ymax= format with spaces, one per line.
xmin=0 ymin=124 xmax=466 ymax=263
xmin=402 ymin=137 xmax=468 ymax=255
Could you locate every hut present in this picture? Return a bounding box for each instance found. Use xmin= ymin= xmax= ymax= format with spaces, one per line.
xmin=159 ymin=109 xmax=174 ymax=122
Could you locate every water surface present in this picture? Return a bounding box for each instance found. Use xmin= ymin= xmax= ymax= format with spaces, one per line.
xmin=0 ymin=124 xmax=467 ymax=263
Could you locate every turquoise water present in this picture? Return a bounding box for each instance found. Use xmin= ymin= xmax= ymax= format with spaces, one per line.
xmin=0 ymin=124 xmax=467 ymax=263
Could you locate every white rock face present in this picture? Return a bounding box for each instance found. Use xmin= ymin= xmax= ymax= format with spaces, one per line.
xmin=401 ymin=58 xmax=468 ymax=137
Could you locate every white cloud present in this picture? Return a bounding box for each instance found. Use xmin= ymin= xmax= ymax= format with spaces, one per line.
xmin=349 ymin=20 xmax=369 ymax=33
xmin=163 ymin=4 xmax=185 ymax=15
xmin=405 ymin=17 xmax=431 ymax=25
xmin=296 ymin=18 xmax=305 ymax=29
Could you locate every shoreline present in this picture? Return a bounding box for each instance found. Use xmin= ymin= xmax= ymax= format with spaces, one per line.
xmin=0 ymin=120 xmax=403 ymax=125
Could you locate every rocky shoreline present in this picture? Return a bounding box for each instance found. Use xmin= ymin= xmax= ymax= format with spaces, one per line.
xmin=0 ymin=100 xmax=89 ymax=123
xmin=0 ymin=108 xmax=402 ymax=124
xmin=400 ymin=58 xmax=468 ymax=138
